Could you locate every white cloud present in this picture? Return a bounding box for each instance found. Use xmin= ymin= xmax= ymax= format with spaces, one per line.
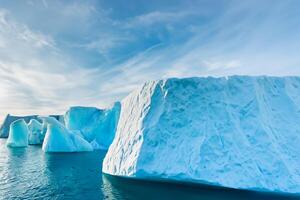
xmin=124 ymin=11 xmax=194 ymax=27
xmin=1 ymin=0 xmax=300 ymax=122
xmin=0 ymin=9 xmax=55 ymax=49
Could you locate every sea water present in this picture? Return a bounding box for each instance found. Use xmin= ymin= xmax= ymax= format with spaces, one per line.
xmin=0 ymin=139 xmax=298 ymax=200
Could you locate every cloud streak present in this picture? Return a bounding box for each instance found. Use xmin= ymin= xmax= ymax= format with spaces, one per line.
xmin=0 ymin=0 xmax=300 ymax=121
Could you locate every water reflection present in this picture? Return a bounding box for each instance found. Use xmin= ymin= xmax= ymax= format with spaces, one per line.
xmin=43 ymin=151 xmax=106 ymax=199
xmin=1 ymin=139 xmax=299 ymax=200
xmin=102 ymin=174 xmax=300 ymax=200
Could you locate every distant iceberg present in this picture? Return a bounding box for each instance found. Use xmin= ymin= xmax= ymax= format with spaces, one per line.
xmin=64 ymin=102 xmax=121 ymax=150
xmin=0 ymin=115 xmax=39 ymax=138
xmin=103 ymin=76 xmax=300 ymax=194
xmin=41 ymin=117 xmax=93 ymax=152
xmin=1 ymin=103 xmax=120 ymax=152
xmin=6 ymin=119 xmax=29 ymax=147
xmin=0 ymin=114 xmax=63 ymax=138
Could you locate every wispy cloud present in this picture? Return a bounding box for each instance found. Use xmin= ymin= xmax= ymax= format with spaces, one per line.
xmin=0 ymin=0 xmax=300 ymax=120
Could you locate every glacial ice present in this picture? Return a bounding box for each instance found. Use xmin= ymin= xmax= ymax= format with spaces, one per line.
xmin=64 ymin=106 xmax=100 ymax=141
xmin=64 ymin=102 xmax=121 ymax=150
xmin=41 ymin=117 xmax=93 ymax=152
xmin=103 ymin=76 xmax=300 ymax=194
xmin=6 ymin=119 xmax=29 ymax=147
xmin=0 ymin=114 xmax=63 ymax=138
xmin=28 ymin=119 xmax=43 ymax=145
xmin=0 ymin=114 xmax=39 ymax=138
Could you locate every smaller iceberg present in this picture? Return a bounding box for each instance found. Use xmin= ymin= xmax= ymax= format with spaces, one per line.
xmin=0 ymin=114 xmax=39 ymax=138
xmin=0 ymin=114 xmax=64 ymax=138
xmin=41 ymin=117 xmax=93 ymax=152
xmin=6 ymin=119 xmax=29 ymax=147
xmin=28 ymin=119 xmax=43 ymax=145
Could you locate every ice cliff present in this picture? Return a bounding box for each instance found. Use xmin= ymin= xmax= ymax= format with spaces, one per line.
xmin=64 ymin=102 xmax=121 ymax=150
xmin=6 ymin=119 xmax=29 ymax=147
xmin=103 ymin=76 xmax=300 ymax=194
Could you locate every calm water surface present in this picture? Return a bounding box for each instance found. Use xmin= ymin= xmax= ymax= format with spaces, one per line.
xmin=0 ymin=139 xmax=299 ymax=200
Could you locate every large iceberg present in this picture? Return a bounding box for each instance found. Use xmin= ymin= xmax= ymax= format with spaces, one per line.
xmin=28 ymin=119 xmax=43 ymax=145
xmin=0 ymin=114 xmax=39 ymax=138
xmin=103 ymin=76 xmax=300 ymax=194
xmin=41 ymin=117 xmax=93 ymax=152
xmin=64 ymin=102 xmax=121 ymax=150
xmin=6 ymin=119 xmax=29 ymax=147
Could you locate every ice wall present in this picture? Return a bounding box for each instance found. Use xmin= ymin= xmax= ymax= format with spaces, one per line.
xmin=103 ymin=76 xmax=300 ymax=194
xmin=64 ymin=102 xmax=121 ymax=150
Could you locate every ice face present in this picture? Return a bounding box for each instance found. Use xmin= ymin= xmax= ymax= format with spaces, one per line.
xmin=103 ymin=76 xmax=300 ymax=194
xmin=6 ymin=119 xmax=29 ymax=147
xmin=64 ymin=106 xmax=101 ymax=142
xmin=28 ymin=119 xmax=43 ymax=145
xmin=64 ymin=102 xmax=121 ymax=150
xmin=93 ymin=102 xmax=121 ymax=149
xmin=41 ymin=117 xmax=93 ymax=152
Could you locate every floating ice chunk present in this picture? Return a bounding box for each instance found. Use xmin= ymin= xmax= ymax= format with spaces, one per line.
xmin=28 ymin=119 xmax=43 ymax=145
xmin=64 ymin=102 xmax=121 ymax=150
xmin=6 ymin=119 xmax=29 ymax=147
xmin=41 ymin=117 xmax=93 ymax=152
xmin=103 ymin=76 xmax=300 ymax=194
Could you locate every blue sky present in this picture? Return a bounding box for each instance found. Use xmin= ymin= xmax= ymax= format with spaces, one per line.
xmin=0 ymin=0 xmax=300 ymax=120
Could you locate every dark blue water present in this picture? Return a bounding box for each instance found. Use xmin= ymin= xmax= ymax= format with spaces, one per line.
xmin=0 ymin=139 xmax=299 ymax=200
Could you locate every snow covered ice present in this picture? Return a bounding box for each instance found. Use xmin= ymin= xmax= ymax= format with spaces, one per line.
xmin=103 ymin=76 xmax=300 ymax=194
xmin=28 ymin=119 xmax=43 ymax=145
xmin=6 ymin=119 xmax=29 ymax=147
xmin=41 ymin=117 xmax=93 ymax=152
xmin=64 ymin=102 xmax=121 ymax=150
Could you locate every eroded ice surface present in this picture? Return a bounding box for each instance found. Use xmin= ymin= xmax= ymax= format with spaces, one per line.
xmin=103 ymin=76 xmax=300 ymax=194
xmin=64 ymin=102 xmax=121 ymax=150
xmin=28 ymin=119 xmax=43 ymax=145
xmin=41 ymin=117 xmax=93 ymax=152
xmin=6 ymin=119 xmax=29 ymax=147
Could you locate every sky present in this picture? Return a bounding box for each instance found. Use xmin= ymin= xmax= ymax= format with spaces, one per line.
xmin=0 ymin=0 xmax=300 ymax=121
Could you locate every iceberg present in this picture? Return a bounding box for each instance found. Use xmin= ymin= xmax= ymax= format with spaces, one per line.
xmin=0 ymin=114 xmax=39 ymax=138
xmin=64 ymin=102 xmax=121 ymax=150
xmin=6 ymin=119 xmax=29 ymax=147
xmin=28 ymin=119 xmax=43 ymax=145
xmin=41 ymin=117 xmax=93 ymax=152
xmin=103 ymin=76 xmax=300 ymax=194
xmin=0 ymin=114 xmax=63 ymax=138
